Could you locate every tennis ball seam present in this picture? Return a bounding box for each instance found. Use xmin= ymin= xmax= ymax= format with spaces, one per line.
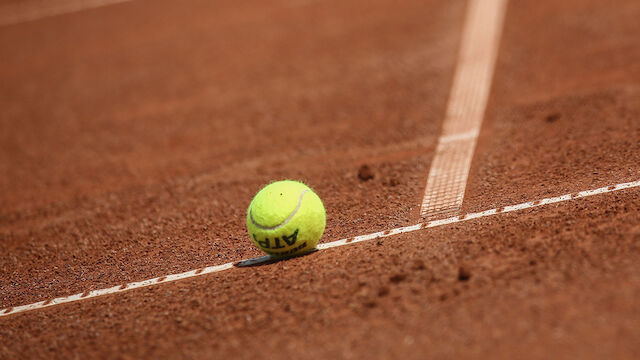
xmin=248 ymin=189 xmax=308 ymax=230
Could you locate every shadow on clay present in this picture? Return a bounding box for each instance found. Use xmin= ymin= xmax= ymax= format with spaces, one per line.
xmin=234 ymin=249 xmax=318 ymax=268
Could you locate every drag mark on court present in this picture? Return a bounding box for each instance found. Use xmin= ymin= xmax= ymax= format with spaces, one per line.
xmin=0 ymin=0 xmax=133 ymax=26
xmin=420 ymin=0 xmax=508 ymax=219
xmin=1 ymin=179 xmax=638 ymax=318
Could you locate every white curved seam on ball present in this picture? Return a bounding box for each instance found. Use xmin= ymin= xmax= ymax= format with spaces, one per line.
xmin=249 ymin=189 xmax=308 ymax=231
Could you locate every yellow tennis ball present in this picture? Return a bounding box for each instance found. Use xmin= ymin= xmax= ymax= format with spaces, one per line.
xmin=247 ymin=180 xmax=326 ymax=257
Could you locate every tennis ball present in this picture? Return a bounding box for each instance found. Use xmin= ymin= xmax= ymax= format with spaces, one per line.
xmin=247 ymin=180 xmax=326 ymax=257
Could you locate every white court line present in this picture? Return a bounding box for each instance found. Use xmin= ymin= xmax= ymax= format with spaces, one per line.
xmin=0 ymin=0 xmax=133 ymax=26
xmin=420 ymin=0 xmax=508 ymax=219
xmin=1 ymin=179 xmax=638 ymax=318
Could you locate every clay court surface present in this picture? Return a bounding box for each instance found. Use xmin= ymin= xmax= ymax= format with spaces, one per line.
xmin=1 ymin=0 xmax=639 ymax=358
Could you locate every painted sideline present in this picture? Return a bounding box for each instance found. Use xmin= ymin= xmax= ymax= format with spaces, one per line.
xmin=1 ymin=179 xmax=638 ymax=318
xmin=0 ymin=0 xmax=133 ymax=26
xmin=420 ymin=0 xmax=508 ymax=219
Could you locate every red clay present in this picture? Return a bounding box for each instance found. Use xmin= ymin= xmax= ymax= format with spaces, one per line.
xmin=463 ymin=0 xmax=640 ymax=212
xmin=0 ymin=0 xmax=463 ymax=308
xmin=1 ymin=0 xmax=639 ymax=358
